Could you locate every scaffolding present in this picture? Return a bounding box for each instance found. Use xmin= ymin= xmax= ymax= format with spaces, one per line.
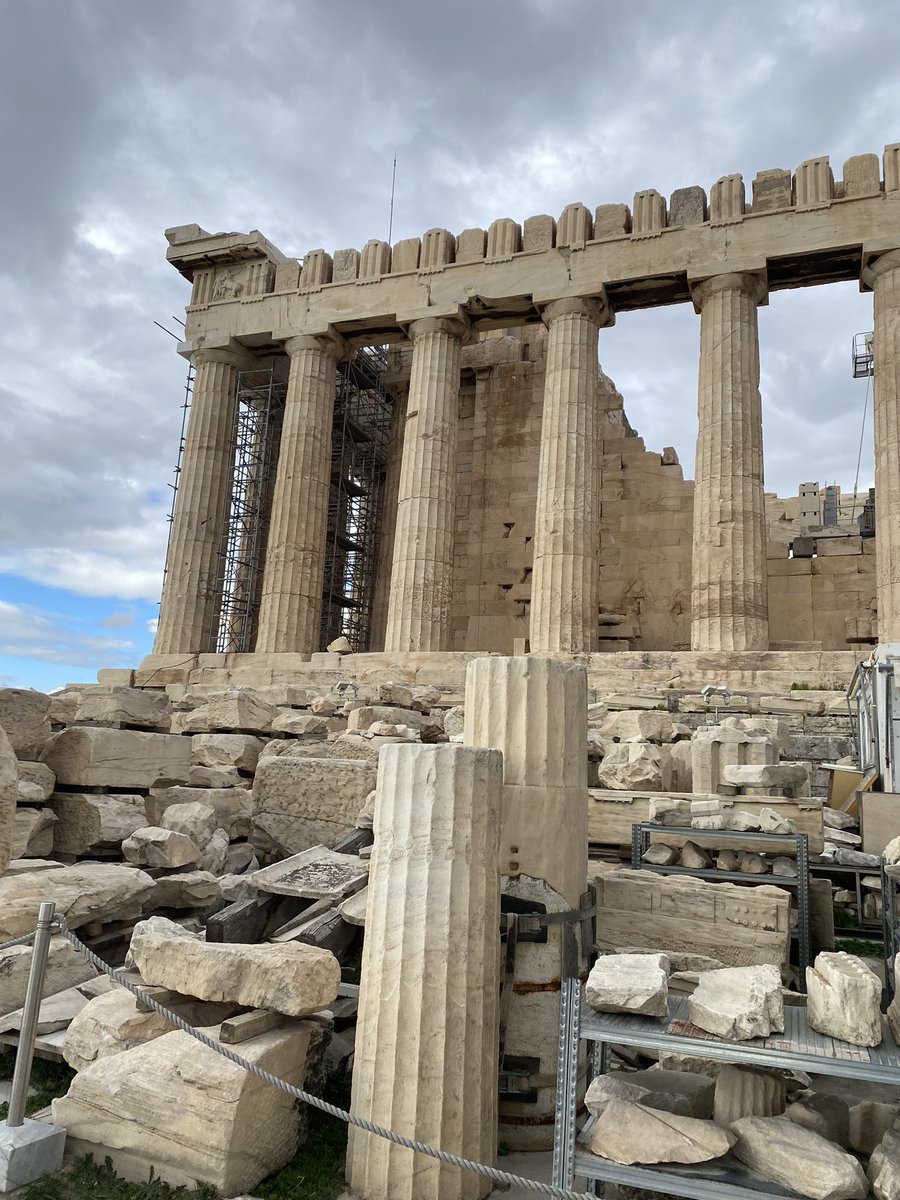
xmin=160 ymin=358 xmax=195 ymax=599
xmin=212 ymin=367 xmax=286 ymax=652
xmin=320 ymin=347 xmax=393 ymax=652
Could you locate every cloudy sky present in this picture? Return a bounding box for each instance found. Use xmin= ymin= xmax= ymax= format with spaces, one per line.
xmin=0 ymin=0 xmax=894 ymax=689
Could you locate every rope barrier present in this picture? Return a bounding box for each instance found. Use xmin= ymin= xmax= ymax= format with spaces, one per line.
xmin=0 ymin=931 xmax=38 ymax=952
xmin=52 ymin=916 xmax=591 ymax=1200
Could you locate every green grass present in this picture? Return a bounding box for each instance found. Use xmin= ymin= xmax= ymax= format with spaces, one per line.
xmin=0 ymin=1056 xmax=75 ymax=1121
xmin=23 ymin=1156 xmax=219 ymax=1200
xmin=835 ymin=935 xmax=884 ymax=959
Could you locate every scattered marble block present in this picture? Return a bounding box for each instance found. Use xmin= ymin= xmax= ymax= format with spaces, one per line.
xmin=868 ymin=1127 xmax=900 ymax=1200
xmin=688 ymin=965 xmax=784 ymax=1040
xmin=253 ymin=846 xmax=369 ymax=901
xmin=150 ymin=870 xmax=220 ymax=909
xmin=849 ymin=1100 xmax=900 ymax=1155
xmin=680 ymin=841 xmax=711 ymax=870
xmin=585 ymin=953 xmax=669 ymax=1017
xmin=337 ymin=886 xmax=368 ymax=927
xmin=713 ymin=1064 xmax=785 ymax=1123
xmin=587 ymin=1099 xmax=735 ymax=1165
xmin=806 ymin=952 xmax=882 ymax=1047
xmin=642 ymin=844 xmax=678 ymax=866
xmin=785 ymin=1092 xmax=850 ymax=1146
xmin=648 ymin=797 xmax=691 ymax=826
xmin=191 ymin=733 xmax=264 ymax=772
xmin=122 ymin=826 xmax=200 ymax=868
xmin=0 ymin=937 xmax=96 ymax=1017
xmin=130 ymin=932 xmax=339 ymax=1017
xmin=0 ymin=688 xmax=52 ymax=759
xmin=0 ymin=864 xmax=154 ymax=940
xmin=42 ymin=726 xmax=191 ymax=789
xmin=53 ymin=1022 xmax=323 ymax=1194
xmin=50 ymin=792 xmax=146 ymax=855
xmin=585 ymin=1073 xmax=655 ymax=1116
xmin=160 ymin=802 xmax=219 ymax=847
xmin=730 ymin=1115 xmax=868 ymax=1200
xmin=622 ymin=1068 xmax=715 ymax=1118
xmin=0 ymin=1118 xmax=66 ymax=1191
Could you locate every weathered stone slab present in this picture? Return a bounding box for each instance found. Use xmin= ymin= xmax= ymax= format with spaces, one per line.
xmin=201 ymin=690 xmax=279 ymax=733
xmin=585 ymin=952 xmax=669 ymax=1017
xmin=594 ymin=742 xmax=672 ymax=791
xmin=0 ymin=688 xmax=52 ymax=759
xmin=160 ymin=801 xmax=218 ymax=846
xmin=123 ymin=826 xmax=200 ymax=868
xmin=688 ymin=965 xmax=784 ymax=1040
xmin=868 ymin=1127 xmax=900 ymax=1200
xmin=849 ymin=1099 xmax=900 ymax=1154
xmin=191 ymin=733 xmax=264 ymax=771
xmin=130 ymin=932 xmax=339 ymax=1017
xmin=10 ymin=806 xmax=55 ymax=857
xmin=785 ymin=1093 xmax=850 ymax=1146
xmin=587 ymin=1099 xmax=734 ymax=1164
xmin=253 ymin=846 xmax=369 ymax=900
xmin=594 ymin=870 xmax=791 ymax=970
xmin=337 ymin=886 xmax=368 ymax=926
xmin=0 ymin=864 xmax=155 ymax=940
xmin=74 ymin=687 xmax=171 ymax=729
xmin=16 ymin=760 xmax=55 ymax=803
xmin=599 ymin=711 xmax=678 ymax=744
xmin=49 ymin=793 xmax=146 ymax=854
xmin=150 ymin=870 xmax=220 ymax=909
xmin=251 ymin=756 xmax=376 ymax=855
xmin=730 ymin=1115 xmax=867 ymax=1200
xmin=146 ymin=786 xmax=252 ymax=838
xmin=806 ymin=951 xmax=883 ymax=1047
xmin=53 ymin=1020 xmax=324 ymax=1193
xmin=0 ymin=936 xmax=96 ymax=1016
xmin=43 ymin=727 xmax=191 ymax=789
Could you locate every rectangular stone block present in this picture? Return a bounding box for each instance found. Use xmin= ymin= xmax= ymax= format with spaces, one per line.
xmin=751 ymin=168 xmax=792 ymax=212
xmin=42 ymin=727 xmax=192 ymax=789
xmin=251 ymin=756 xmax=375 ymax=856
xmin=668 ymin=187 xmax=706 ymax=227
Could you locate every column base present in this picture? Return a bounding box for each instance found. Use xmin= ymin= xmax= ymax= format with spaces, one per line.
xmin=0 ymin=1120 xmax=66 ymax=1192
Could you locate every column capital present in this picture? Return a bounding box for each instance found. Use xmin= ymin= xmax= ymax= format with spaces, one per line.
xmin=191 ymin=339 xmax=257 ymax=370
xmin=689 ymin=269 xmax=768 ymax=313
xmin=540 ymin=294 xmax=613 ymax=329
xmin=861 ymin=246 xmax=900 ymax=290
xmin=405 ymin=314 xmax=471 ymax=342
xmin=281 ymin=328 xmax=351 ymax=360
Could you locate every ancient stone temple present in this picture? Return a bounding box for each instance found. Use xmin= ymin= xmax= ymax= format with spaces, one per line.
xmin=144 ymin=142 xmax=900 ymax=678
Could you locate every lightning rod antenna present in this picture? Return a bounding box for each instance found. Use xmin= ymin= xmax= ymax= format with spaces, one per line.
xmin=388 ymin=154 xmax=397 ymax=245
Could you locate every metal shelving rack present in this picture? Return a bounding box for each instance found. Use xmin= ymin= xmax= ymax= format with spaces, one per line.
xmin=552 ymin=983 xmax=900 ymax=1198
xmin=629 ymin=824 xmax=812 ymax=989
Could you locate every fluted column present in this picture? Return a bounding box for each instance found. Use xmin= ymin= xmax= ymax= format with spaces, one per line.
xmin=384 ymin=316 xmax=468 ymax=652
xmin=529 ymin=296 xmax=610 ymax=654
xmin=369 ymin=381 xmax=409 ymax=650
xmin=255 ymin=332 xmax=347 ymax=655
xmin=347 ymin=743 xmax=502 ymax=1200
xmin=862 ymin=249 xmax=900 ymax=641
xmin=154 ymin=344 xmax=250 ymax=655
xmin=690 ymin=272 xmax=769 ymax=652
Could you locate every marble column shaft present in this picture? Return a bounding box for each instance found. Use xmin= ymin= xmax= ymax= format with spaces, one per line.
xmin=383 ymin=317 xmax=467 ymax=653
xmin=154 ymin=346 xmax=247 ymax=655
xmin=255 ymin=333 xmax=346 ymax=655
xmin=347 ymin=743 xmax=502 ymax=1200
xmin=690 ymin=272 xmax=769 ymax=652
xmin=863 ymin=250 xmax=900 ymax=642
xmin=529 ymin=297 xmax=608 ymax=655
xmin=368 ymin=382 xmax=409 ymax=651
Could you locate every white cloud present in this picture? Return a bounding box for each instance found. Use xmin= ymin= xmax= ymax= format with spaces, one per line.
xmin=0 ymin=600 xmax=136 ymax=669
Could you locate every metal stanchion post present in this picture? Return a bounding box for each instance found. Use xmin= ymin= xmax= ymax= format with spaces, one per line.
xmin=6 ymin=902 xmax=56 ymax=1129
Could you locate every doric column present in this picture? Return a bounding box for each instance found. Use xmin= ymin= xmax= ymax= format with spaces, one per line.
xmin=154 ymin=344 xmax=251 ymax=655
xmin=862 ymin=249 xmax=900 ymax=641
xmin=369 ymin=381 xmax=409 ymax=651
xmin=690 ymin=272 xmax=769 ymax=652
xmin=347 ymin=743 xmax=502 ymax=1200
xmin=255 ymin=331 xmax=348 ymax=655
xmin=529 ymin=296 xmax=611 ymax=654
xmin=384 ymin=316 xmax=468 ymax=652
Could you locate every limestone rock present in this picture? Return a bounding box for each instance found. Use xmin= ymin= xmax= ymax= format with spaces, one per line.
xmin=713 ymin=1065 xmax=785 ymax=1124
xmin=74 ymin=687 xmax=170 ymax=729
xmin=648 ymin=797 xmax=691 ymax=826
xmin=147 ymin=785 xmax=252 ymax=838
xmin=443 ymin=706 xmax=465 ymax=740
xmin=327 ymin=636 xmax=352 ymax=653
xmin=681 ymin=841 xmax=712 ymax=869
xmin=585 ymin=1073 xmax=653 ymax=1116
xmin=773 ymin=856 xmax=798 ymax=877
xmin=884 ymin=835 xmax=900 ymax=866
xmin=63 ymin=990 xmax=177 ymax=1071
xmin=347 ymin=705 xmax=427 ymax=733
xmin=594 ymin=742 xmax=672 ymax=792
xmin=868 ymin=1128 xmax=900 ymax=1200
xmin=730 ymin=1115 xmax=867 ymax=1200
xmin=626 ymin=1068 xmax=715 ymax=1117
xmin=223 ymin=841 xmax=256 ymax=873
xmin=759 ymin=807 xmax=796 ymax=834
xmin=160 ymin=801 xmax=219 ymax=847
xmin=151 ymin=870 xmax=220 ymax=909
xmin=11 ymin=806 xmax=56 ymax=857
xmin=53 ymin=1021 xmax=324 ymax=1193
xmin=130 ymin=933 xmax=340 ymax=1017
xmin=588 ymin=1099 xmax=735 ymax=1165
xmin=0 ymin=688 xmax=52 ymax=759
xmin=716 ymin=849 xmax=740 ymax=871
xmin=204 ymin=690 xmax=279 ymax=734
xmin=125 ymin=914 xmax=202 ymax=964
xmin=0 ymin=863 xmax=154 ymax=939
xmin=191 ymin=733 xmax=264 ymax=772
xmin=642 ymin=843 xmax=678 ymax=865
xmin=600 ymin=711 xmax=677 ymax=744
xmin=123 ymin=826 xmax=200 ymax=868
xmin=197 ymin=827 xmax=229 ymax=874
xmin=43 ymin=726 xmax=192 ymax=788
xmin=585 ymin=952 xmax=669 ymax=1017
xmin=0 ymin=936 xmax=97 ymax=1016
xmin=336 ymin=885 xmax=367 ymax=926
xmin=16 ymin=760 xmax=55 ymax=803
xmin=849 ymin=1100 xmax=900 ymax=1155
xmin=688 ymin=965 xmax=784 ymax=1040
xmin=0 ymin=724 xmax=17 ymax=874
xmin=806 ymin=952 xmax=882 ymax=1047
xmin=739 ymin=851 xmax=768 ymax=874
xmin=724 ymin=763 xmax=810 ymax=791
xmin=218 ymin=872 xmax=258 ymax=903
xmin=251 ymin=756 xmax=376 ymax=855
xmin=188 ymin=764 xmax=248 ymax=789
xmin=785 ymin=1093 xmax=850 ymax=1146
xmin=271 ymin=712 xmax=331 ymax=737
xmin=50 ymin=792 xmax=146 ymax=854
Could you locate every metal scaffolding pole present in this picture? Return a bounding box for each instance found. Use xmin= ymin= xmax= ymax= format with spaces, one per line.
xmin=211 ymin=366 xmax=286 ymax=652
xmin=320 ymin=347 xmax=393 ymax=652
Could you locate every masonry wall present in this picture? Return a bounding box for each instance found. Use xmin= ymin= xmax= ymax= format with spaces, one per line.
xmin=371 ymin=328 xmax=876 ymax=654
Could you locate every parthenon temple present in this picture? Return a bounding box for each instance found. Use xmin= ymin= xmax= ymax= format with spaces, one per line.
xmin=143 ymin=143 xmax=900 ymax=681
